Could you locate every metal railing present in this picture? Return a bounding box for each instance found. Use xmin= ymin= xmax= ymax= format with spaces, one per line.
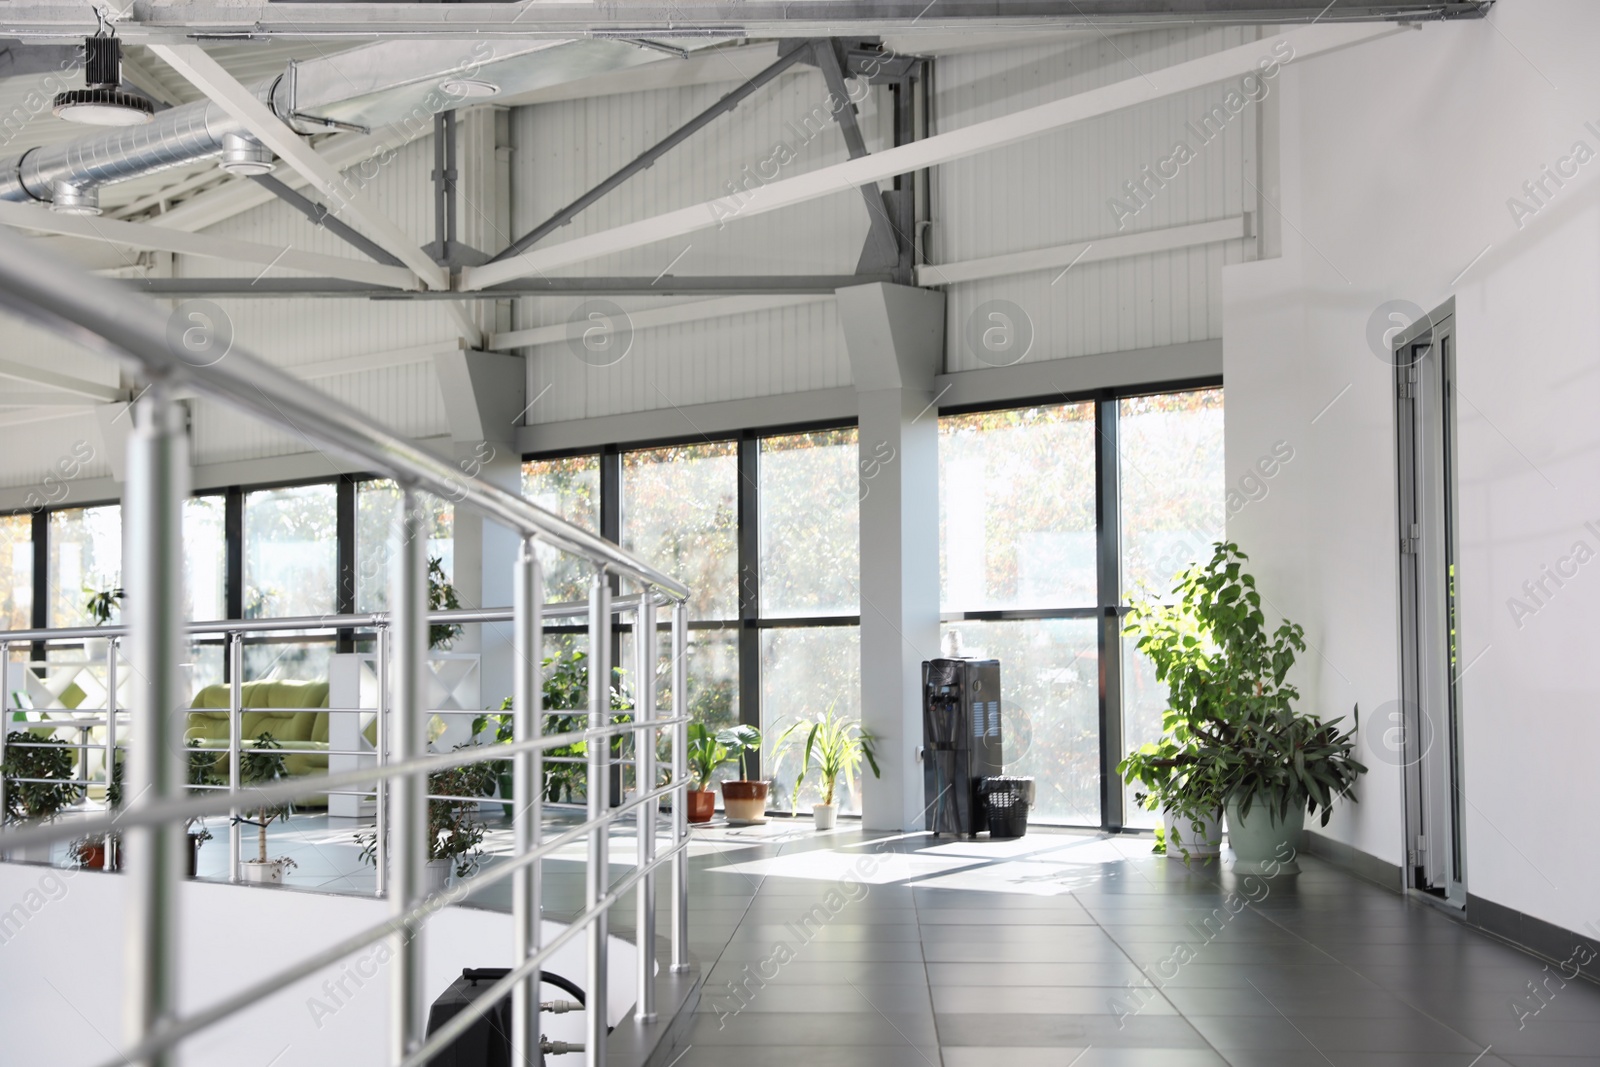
xmin=0 ymin=224 xmax=693 ymax=1067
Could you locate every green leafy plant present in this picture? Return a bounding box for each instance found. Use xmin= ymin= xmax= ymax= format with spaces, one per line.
xmin=1116 ymin=542 xmax=1366 ymax=845
xmin=686 ymin=722 xmax=731 ymax=792
xmin=427 ymin=556 xmax=462 ymax=651
xmin=2 ymin=730 xmax=84 ymax=824
xmin=716 ymin=724 xmax=762 ymax=782
xmin=788 ymin=704 xmax=880 ymax=808
xmin=240 ymin=732 xmax=295 ymax=868
xmin=471 ymin=651 xmax=631 ymax=806
xmin=357 ymin=750 xmax=496 ymax=879
xmin=84 ymin=586 xmax=123 ymax=625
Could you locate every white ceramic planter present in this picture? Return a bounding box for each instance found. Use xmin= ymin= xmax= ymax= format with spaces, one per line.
xmin=422 ymin=858 xmax=452 ymax=896
xmin=1226 ymin=797 xmax=1304 ymax=875
xmin=1162 ymin=806 xmax=1223 ymax=859
xmin=241 ymin=859 xmax=288 ymax=884
xmin=812 ymin=803 xmax=836 ymax=830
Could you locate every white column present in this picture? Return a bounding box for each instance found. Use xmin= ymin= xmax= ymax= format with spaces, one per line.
xmin=836 ymin=282 xmax=945 ymax=832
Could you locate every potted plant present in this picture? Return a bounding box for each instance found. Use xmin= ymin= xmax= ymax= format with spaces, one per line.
xmin=82 ymin=584 xmax=122 ymax=661
xmin=716 ymin=725 xmax=767 ymax=825
xmin=357 ymin=751 xmax=494 ymax=895
xmin=788 ymin=704 xmax=880 ymax=830
xmin=1117 ymin=542 xmax=1366 ymax=870
xmin=72 ymin=743 xmax=214 ymax=874
xmin=685 ymin=722 xmax=730 ymax=824
xmin=2 ymin=729 xmax=85 ymax=862
xmin=239 ymin=733 xmax=297 ymax=884
xmin=427 ymin=556 xmax=462 ymax=651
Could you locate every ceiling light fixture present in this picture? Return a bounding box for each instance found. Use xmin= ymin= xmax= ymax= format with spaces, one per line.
xmin=52 ymin=35 xmax=154 ymax=127
xmin=439 ymin=78 xmax=499 ymax=99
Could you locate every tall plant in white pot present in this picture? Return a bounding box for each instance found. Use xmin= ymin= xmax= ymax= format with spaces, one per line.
xmin=1118 ymin=542 xmax=1366 ymax=870
xmin=788 ymin=704 xmax=880 ymax=831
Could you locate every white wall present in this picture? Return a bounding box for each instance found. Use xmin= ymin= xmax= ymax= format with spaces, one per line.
xmin=1224 ymin=0 xmax=1600 ymax=937
xmin=0 ymin=863 xmax=635 ymax=1067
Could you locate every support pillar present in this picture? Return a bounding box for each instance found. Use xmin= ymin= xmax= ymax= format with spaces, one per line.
xmin=836 ymin=282 xmax=945 ymax=832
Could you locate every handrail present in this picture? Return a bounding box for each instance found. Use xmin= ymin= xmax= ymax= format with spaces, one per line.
xmin=0 ymin=596 xmax=656 ymax=643
xmin=0 ymin=226 xmax=688 ymax=601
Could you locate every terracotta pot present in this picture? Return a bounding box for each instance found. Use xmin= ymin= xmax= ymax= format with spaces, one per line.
xmin=720 ymin=780 xmax=768 ymax=824
xmin=76 ymin=842 xmax=107 ymax=870
xmin=687 ymin=789 xmax=716 ymax=824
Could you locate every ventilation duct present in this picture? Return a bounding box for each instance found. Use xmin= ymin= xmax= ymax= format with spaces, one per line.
xmin=0 ymin=37 xmax=691 ymax=212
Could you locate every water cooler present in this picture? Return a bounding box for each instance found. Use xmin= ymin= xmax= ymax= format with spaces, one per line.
xmin=921 ymin=658 xmax=1003 ymax=838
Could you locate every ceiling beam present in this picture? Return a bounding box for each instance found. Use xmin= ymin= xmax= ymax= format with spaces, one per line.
xmin=0 ymin=357 xmax=124 ymax=403
xmin=488 ymin=293 xmax=831 ymax=350
xmin=461 ymin=22 xmax=1398 ymax=290
xmin=119 ymin=274 xmax=889 ymax=299
xmin=0 ymin=201 xmax=416 ymax=289
xmin=147 ymin=43 xmax=447 ymax=291
xmin=0 ymin=2 xmax=1491 ymax=42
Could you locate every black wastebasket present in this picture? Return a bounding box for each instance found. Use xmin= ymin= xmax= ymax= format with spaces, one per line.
xmin=979 ymin=776 xmax=1035 ymax=839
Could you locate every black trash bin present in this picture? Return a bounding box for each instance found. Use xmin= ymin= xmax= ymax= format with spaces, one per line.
xmin=979 ymin=776 xmax=1036 ymax=839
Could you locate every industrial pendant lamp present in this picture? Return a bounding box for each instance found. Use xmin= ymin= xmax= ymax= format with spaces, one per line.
xmin=52 ymin=35 xmax=154 ymax=127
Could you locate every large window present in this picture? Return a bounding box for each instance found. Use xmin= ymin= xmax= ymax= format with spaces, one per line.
xmin=938 ymin=387 xmax=1224 ymax=828
xmin=48 ymin=504 xmax=121 ymax=628
xmin=523 ymin=455 xmax=601 ymax=605
xmin=355 ymin=480 xmax=454 ymax=614
xmin=0 ymin=514 xmax=32 ymax=631
xmin=184 ymin=497 xmax=228 ymax=623
xmin=1118 ymin=390 xmax=1226 ymax=827
xmin=622 ymin=442 xmax=738 ymax=621
xmin=243 ymin=483 xmax=337 ymax=681
xmin=940 ymin=405 xmax=1099 ymax=823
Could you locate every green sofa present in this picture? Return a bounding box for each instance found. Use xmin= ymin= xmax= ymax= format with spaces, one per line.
xmin=186 ymin=680 xmax=334 ymax=803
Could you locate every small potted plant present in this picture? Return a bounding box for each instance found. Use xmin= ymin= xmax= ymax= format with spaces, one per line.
xmin=357 ymin=752 xmax=494 ymax=894
xmin=716 ymin=725 xmax=767 ymax=825
xmin=82 ymin=584 xmax=123 ymax=661
xmin=685 ymin=722 xmax=730 ymax=824
xmin=239 ymin=733 xmax=297 ymax=884
xmin=788 ymin=705 xmax=880 ymax=831
xmin=3 ymin=730 xmax=85 ymax=862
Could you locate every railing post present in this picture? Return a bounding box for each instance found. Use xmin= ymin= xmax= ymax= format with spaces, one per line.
xmin=512 ymin=538 xmax=544 ymax=1066
xmin=105 ymin=636 xmax=119 ymax=868
xmin=122 ymin=386 xmax=188 ymax=1067
xmin=374 ymin=625 xmax=389 ymax=899
xmin=586 ymin=565 xmax=612 ymax=1067
xmin=670 ymin=598 xmax=689 ymax=972
xmin=227 ymin=631 xmax=242 ymax=883
xmin=389 ymin=490 xmax=428 ymax=1062
xmin=634 ymin=591 xmax=658 ymax=1020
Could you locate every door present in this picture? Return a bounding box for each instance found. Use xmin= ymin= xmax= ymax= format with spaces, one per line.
xmin=1393 ymin=299 xmax=1466 ymax=903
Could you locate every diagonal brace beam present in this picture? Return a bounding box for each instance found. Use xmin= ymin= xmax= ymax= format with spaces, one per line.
xmin=813 ymin=38 xmax=903 ymax=276
xmin=147 ymin=43 xmax=446 ymax=291
xmin=486 ymin=43 xmax=810 ymax=263
xmin=249 ymin=173 xmax=406 ymax=268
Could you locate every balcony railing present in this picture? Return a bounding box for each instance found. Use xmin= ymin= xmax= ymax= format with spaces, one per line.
xmin=0 ymin=224 xmax=693 ymax=1067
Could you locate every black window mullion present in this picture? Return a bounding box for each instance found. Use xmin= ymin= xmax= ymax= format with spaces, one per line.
xmin=30 ymin=510 xmax=47 ymax=660
xmin=737 ymin=433 xmax=761 ymax=768
xmin=224 ymin=486 xmax=243 ymax=622
xmin=335 ymin=476 xmax=356 ymax=653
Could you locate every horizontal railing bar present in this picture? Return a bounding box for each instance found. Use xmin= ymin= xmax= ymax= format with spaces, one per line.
xmin=0 ymin=723 xmax=690 ymax=851
xmin=84 ymin=810 xmax=690 ymax=1067
xmin=400 ymin=837 xmax=688 ymax=1067
xmin=0 ymin=596 xmax=652 ymax=644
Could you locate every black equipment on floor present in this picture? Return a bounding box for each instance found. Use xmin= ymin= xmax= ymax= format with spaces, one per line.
xmin=424 ymin=969 xmax=590 ymax=1066
xmin=921 ymin=657 xmax=1004 ymax=838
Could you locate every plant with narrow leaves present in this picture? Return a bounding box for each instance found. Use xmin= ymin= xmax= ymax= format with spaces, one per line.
xmin=786 ymin=703 xmax=880 ymax=808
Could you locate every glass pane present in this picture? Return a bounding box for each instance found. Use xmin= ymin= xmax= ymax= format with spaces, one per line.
xmin=243 ymin=639 xmax=333 ymax=683
xmin=0 ymin=514 xmax=32 ymax=630
xmin=355 ymin=480 xmax=454 ymax=614
xmin=941 ymin=618 xmax=1100 ymax=825
xmin=622 ymin=442 xmax=737 ymax=621
xmin=1117 ymin=389 xmax=1225 ymax=827
xmin=1118 ymin=389 xmax=1226 ymax=597
xmin=244 ymin=484 xmax=336 ymax=619
xmin=49 ymin=504 xmax=121 ymax=627
xmin=183 ymin=497 xmax=228 ymax=622
xmin=522 ymin=455 xmax=602 ymax=605
xmin=940 ymin=405 xmax=1097 ymax=611
xmin=760 ymin=626 xmax=862 ymax=814
xmin=759 ymin=429 xmax=859 ymax=618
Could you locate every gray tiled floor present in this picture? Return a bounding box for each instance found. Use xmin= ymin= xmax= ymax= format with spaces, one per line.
xmin=188 ymin=812 xmax=1600 ymax=1065
xmin=659 ymin=822 xmax=1600 ymax=1067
